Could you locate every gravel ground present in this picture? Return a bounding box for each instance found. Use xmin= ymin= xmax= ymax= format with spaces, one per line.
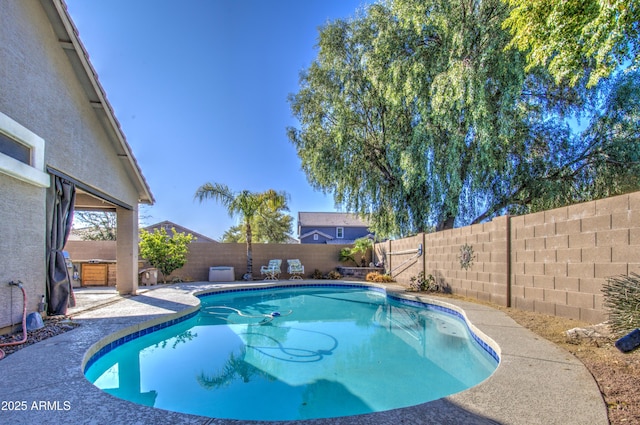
xmin=0 ymin=316 xmax=79 ymax=357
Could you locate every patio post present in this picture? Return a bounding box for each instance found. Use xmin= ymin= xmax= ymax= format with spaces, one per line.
xmin=116 ymin=206 xmax=139 ymax=295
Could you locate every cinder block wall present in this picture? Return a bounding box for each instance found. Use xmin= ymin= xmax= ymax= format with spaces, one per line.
xmin=422 ymin=216 xmax=509 ymax=307
xmin=377 ymin=234 xmax=424 ymax=285
xmin=510 ymin=192 xmax=640 ymax=323
xmin=66 ymin=241 xmax=352 ymax=282
xmin=382 ymin=218 xmax=508 ymax=307
xmin=168 ymin=243 xmax=351 ymax=281
xmin=66 ymin=241 xmax=117 ymax=261
xmin=375 ymin=191 xmax=640 ymax=324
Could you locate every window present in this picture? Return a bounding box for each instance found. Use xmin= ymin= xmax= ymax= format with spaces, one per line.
xmin=0 ymin=111 xmax=49 ymax=187
xmin=313 ymin=234 xmax=318 ymax=241
xmin=336 ymin=227 xmax=344 ymax=239
xmin=0 ymin=132 xmax=30 ymax=164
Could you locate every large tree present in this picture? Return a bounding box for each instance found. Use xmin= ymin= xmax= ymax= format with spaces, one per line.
xmin=73 ymin=211 xmax=117 ymax=240
xmin=220 ymin=208 xmax=293 ymax=243
xmin=289 ymin=0 xmax=535 ymax=235
xmin=288 ymin=4 xmax=431 ymax=236
xmin=288 ymin=0 xmax=640 ymax=237
xmin=502 ymin=0 xmax=640 ymax=88
xmin=194 ymin=183 xmax=289 ymax=279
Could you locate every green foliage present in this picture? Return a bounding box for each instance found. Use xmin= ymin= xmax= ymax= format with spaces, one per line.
xmin=221 ymin=209 xmax=293 ymax=243
xmin=352 ymin=237 xmax=374 ymax=266
xmin=339 ymin=247 xmax=356 ymax=265
xmin=602 ymin=273 xmax=640 ymax=336
xmin=339 ymin=237 xmax=374 ymax=266
xmin=288 ymin=0 xmax=533 ymax=235
xmin=352 ymin=237 xmax=373 ymax=255
xmin=139 ymin=227 xmax=194 ymax=283
xmin=503 ymin=0 xmax=640 ymax=88
xmin=195 ymin=182 xmax=289 ymax=276
xmin=221 ymin=225 xmax=244 ymax=243
xmin=289 ymin=0 xmax=640 ymax=237
xmin=577 ymin=71 xmax=640 ymax=198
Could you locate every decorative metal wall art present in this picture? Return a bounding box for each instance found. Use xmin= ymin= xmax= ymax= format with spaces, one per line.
xmin=459 ymin=243 xmax=475 ymax=270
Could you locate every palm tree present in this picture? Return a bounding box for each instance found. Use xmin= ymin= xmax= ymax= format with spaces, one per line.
xmin=194 ymin=182 xmax=289 ymax=279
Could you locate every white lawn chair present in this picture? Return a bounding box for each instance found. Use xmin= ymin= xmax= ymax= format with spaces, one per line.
xmin=287 ymin=259 xmax=305 ymax=280
xmin=260 ymin=259 xmax=281 ymax=281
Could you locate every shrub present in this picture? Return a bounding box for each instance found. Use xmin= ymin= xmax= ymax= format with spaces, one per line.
xmin=327 ymin=270 xmax=341 ymax=280
xmin=339 ymin=248 xmax=356 ymax=265
xmin=365 ymin=271 xmax=395 ymax=283
xmin=339 ymin=237 xmax=374 ymax=266
xmin=139 ymin=227 xmax=194 ymax=283
xmin=409 ymin=272 xmax=442 ymax=292
xmin=602 ymin=273 xmax=640 ymax=335
xmin=311 ymin=269 xmax=323 ymax=279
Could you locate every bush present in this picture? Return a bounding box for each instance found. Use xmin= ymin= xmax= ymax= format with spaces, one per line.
xmin=339 ymin=237 xmax=374 ymax=266
xmin=327 ymin=270 xmax=341 ymax=280
xmin=409 ymin=272 xmax=443 ymax=292
xmin=139 ymin=227 xmax=194 ymax=283
xmin=311 ymin=269 xmax=323 ymax=279
xmin=339 ymin=248 xmax=356 ymax=265
xmin=602 ymin=273 xmax=640 ymax=335
xmin=365 ymin=271 xmax=395 ymax=283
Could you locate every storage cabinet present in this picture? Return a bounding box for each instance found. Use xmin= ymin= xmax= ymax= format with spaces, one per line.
xmin=81 ymin=263 xmax=108 ymax=286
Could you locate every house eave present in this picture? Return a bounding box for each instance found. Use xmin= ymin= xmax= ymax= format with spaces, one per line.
xmin=40 ymin=0 xmax=155 ymax=205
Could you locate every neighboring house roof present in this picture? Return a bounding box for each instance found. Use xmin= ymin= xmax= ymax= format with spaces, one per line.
xmin=42 ymin=0 xmax=154 ymax=204
xmin=299 ymin=229 xmax=335 ymax=240
xmin=298 ymin=212 xmax=370 ymax=228
xmin=144 ymin=221 xmax=217 ymax=243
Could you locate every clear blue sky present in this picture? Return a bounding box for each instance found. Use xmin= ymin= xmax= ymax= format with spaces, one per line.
xmin=65 ymin=0 xmax=370 ymax=240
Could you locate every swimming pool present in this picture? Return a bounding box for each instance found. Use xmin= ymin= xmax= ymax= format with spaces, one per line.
xmin=84 ymin=284 xmax=499 ymax=421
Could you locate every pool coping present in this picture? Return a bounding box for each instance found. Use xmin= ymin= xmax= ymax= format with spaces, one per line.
xmin=0 ymin=281 xmax=608 ymax=425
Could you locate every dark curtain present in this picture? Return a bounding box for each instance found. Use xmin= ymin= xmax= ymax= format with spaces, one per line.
xmin=46 ymin=175 xmax=76 ymax=315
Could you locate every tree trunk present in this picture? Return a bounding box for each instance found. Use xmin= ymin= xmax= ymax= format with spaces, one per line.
xmin=245 ymin=221 xmax=253 ymax=279
xmin=436 ymin=215 xmax=455 ymax=231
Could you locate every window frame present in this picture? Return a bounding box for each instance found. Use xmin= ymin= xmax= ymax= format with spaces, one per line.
xmin=0 ymin=112 xmax=49 ymax=187
xmin=336 ymin=227 xmax=344 ymax=239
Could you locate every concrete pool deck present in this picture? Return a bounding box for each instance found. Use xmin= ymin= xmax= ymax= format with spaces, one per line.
xmin=0 ymin=281 xmax=608 ymax=425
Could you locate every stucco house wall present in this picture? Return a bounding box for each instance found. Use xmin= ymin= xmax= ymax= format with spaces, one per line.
xmin=0 ymin=0 xmax=152 ymax=332
xmin=0 ymin=177 xmax=46 ymax=330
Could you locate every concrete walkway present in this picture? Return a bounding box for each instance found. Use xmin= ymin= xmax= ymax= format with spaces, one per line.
xmin=0 ymin=282 xmax=608 ymax=425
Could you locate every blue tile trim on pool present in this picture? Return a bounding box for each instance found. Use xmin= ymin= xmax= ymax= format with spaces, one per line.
xmin=84 ymin=283 xmax=499 ymax=373
xmin=83 ymin=309 xmax=199 ymax=373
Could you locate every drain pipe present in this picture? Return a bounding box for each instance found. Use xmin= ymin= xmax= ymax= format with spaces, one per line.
xmin=0 ymin=280 xmax=28 ymax=360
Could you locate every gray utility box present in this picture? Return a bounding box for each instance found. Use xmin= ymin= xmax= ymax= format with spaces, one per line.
xmin=209 ymin=266 xmax=234 ymax=282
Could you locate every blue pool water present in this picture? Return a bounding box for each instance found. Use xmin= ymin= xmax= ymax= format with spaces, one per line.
xmin=85 ymin=285 xmax=498 ymax=420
